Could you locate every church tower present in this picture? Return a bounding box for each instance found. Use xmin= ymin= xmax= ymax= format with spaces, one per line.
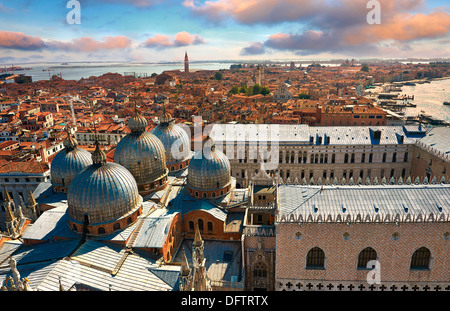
xmin=184 ymin=51 xmax=189 ymax=73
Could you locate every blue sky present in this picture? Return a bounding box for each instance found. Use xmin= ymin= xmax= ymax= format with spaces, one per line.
xmin=0 ymin=0 xmax=449 ymax=64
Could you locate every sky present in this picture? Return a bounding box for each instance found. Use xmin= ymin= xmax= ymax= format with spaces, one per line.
xmin=0 ymin=0 xmax=449 ymax=64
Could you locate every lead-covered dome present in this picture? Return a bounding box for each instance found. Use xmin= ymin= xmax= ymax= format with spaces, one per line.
xmin=51 ymin=130 xmax=92 ymax=193
xmin=151 ymin=111 xmax=191 ymax=173
xmin=114 ymin=110 xmax=168 ymax=195
xmin=67 ymin=142 xmax=142 ymax=235
xmin=187 ymin=136 xmax=232 ymax=199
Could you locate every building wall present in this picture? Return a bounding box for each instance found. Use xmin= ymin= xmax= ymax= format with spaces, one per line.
xmin=275 ymin=222 xmax=449 ymax=291
xmin=411 ymin=145 xmax=450 ymax=181
xmin=230 ymin=143 xmax=412 ymax=188
xmin=183 ymin=210 xmax=241 ymax=241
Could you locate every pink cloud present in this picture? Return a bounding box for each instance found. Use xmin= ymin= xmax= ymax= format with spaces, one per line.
xmin=0 ymin=31 xmax=46 ymax=50
xmin=345 ymin=12 xmax=450 ymax=44
xmin=48 ymin=36 xmax=132 ymax=52
xmin=143 ymin=32 xmax=206 ymax=49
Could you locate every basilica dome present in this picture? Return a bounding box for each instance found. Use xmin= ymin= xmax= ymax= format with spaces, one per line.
xmin=114 ymin=110 xmax=169 ymax=196
xmin=187 ymin=136 xmax=232 ymax=199
xmin=51 ymin=130 xmax=92 ymax=193
xmin=67 ymin=142 xmax=142 ymax=235
xmin=150 ymin=111 xmax=191 ymax=172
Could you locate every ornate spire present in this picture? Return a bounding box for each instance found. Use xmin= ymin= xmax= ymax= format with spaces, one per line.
xmin=63 ymin=124 xmax=78 ymax=151
xmin=193 ymin=223 xmax=203 ymax=248
xmin=92 ymin=141 xmax=106 ymax=165
xmin=4 ymin=185 xmax=12 ymax=203
xmin=181 ymin=247 xmax=191 ymax=277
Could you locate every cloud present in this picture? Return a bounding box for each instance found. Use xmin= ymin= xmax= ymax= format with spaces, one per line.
xmin=47 ymin=36 xmax=132 ymax=52
xmin=0 ymin=31 xmax=46 ymax=51
xmin=85 ymin=0 xmax=162 ymax=8
xmin=240 ymin=42 xmax=265 ymax=55
xmin=226 ymin=0 xmax=450 ymax=57
xmin=142 ymin=31 xmax=206 ymax=49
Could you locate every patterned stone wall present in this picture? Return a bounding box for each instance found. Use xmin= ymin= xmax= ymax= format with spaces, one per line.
xmin=276 ymin=222 xmax=449 ymax=291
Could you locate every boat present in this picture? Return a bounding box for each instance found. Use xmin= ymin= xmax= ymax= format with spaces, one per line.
xmin=404 ymin=82 xmax=416 ymax=86
xmin=443 ymin=102 xmax=450 ymax=106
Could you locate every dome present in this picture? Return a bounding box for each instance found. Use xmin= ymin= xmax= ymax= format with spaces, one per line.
xmin=127 ymin=111 xmax=148 ymax=133
xmin=187 ymin=136 xmax=232 ymax=199
xmin=151 ymin=112 xmax=191 ymax=171
xmin=114 ymin=110 xmax=168 ymax=195
xmin=67 ymin=142 xmax=142 ymax=235
xmin=51 ymin=131 xmax=93 ymax=193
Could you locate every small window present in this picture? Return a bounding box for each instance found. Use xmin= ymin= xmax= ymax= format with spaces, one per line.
xmin=98 ymin=227 xmax=106 ymax=234
xmin=198 ymin=219 xmax=204 ymax=231
xmin=410 ymin=247 xmax=431 ymax=270
xmin=189 ymin=221 xmax=194 ymax=231
xmin=207 ymin=221 xmax=213 ymax=232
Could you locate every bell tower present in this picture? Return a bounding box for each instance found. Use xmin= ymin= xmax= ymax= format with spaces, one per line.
xmin=184 ymin=51 xmax=189 ymax=73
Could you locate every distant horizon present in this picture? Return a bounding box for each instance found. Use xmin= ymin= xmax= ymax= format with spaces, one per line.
xmin=3 ymin=56 xmax=450 ymax=67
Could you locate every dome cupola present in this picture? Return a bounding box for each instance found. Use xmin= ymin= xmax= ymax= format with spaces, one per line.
xmin=151 ymin=110 xmax=192 ymax=173
xmin=187 ymin=136 xmax=232 ymax=199
xmin=114 ymin=108 xmax=168 ymax=196
xmin=51 ymin=128 xmax=93 ymax=193
xmin=67 ymin=141 xmax=142 ymax=235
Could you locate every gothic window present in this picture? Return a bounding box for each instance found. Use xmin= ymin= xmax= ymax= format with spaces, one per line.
xmin=253 ymin=262 xmax=267 ymax=278
xmin=410 ymin=247 xmax=431 ymax=270
xmin=357 ymin=247 xmax=377 ymax=269
xmin=306 ymin=247 xmax=325 ymax=269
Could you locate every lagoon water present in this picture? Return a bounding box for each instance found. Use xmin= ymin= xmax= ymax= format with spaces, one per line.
xmin=10 ymin=61 xmax=230 ymax=81
xmin=400 ymin=79 xmax=450 ymax=123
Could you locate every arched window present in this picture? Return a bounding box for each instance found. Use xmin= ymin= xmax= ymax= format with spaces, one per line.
xmin=410 ymin=247 xmax=431 ymax=270
xmin=357 ymin=247 xmax=377 ymax=269
xmin=189 ymin=221 xmax=194 ymax=231
xmin=98 ymin=227 xmax=106 ymax=234
xmin=344 ymin=153 xmax=349 ymax=163
xmin=113 ymin=223 xmax=120 ymax=231
xmin=207 ymin=221 xmax=213 ymax=232
xmin=198 ymin=219 xmax=204 ymax=231
xmin=382 ymin=152 xmax=387 ymax=163
xmin=306 ymin=247 xmax=325 ymax=269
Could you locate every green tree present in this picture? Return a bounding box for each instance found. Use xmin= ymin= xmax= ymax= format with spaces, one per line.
xmin=298 ymin=93 xmax=310 ymax=99
xmin=260 ymin=86 xmax=270 ymax=96
xmin=230 ymin=86 xmax=239 ymax=94
xmin=252 ymin=84 xmax=261 ymax=95
xmin=214 ymin=72 xmax=223 ymax=80
xmin=361 ymin=64 xmax=369 ymax=72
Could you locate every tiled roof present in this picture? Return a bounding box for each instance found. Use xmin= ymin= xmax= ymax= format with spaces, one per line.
xmin=0 ymin=161 xmax=50 ymax=174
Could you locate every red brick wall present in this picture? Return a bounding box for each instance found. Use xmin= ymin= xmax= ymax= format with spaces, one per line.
xmin=276 ymin=222 xmax=449 ymax=283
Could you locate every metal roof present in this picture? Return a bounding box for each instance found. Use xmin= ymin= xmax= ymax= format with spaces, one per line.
xmin=132 ymin=208 xmax=179 ymax=249
xmin=209 ymin=124 xmax=426 ymax=147
xmin=416 ymin=127 xmax=450 ymax=163
xmin=277 ymin=184 xmax=450 ymax=223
